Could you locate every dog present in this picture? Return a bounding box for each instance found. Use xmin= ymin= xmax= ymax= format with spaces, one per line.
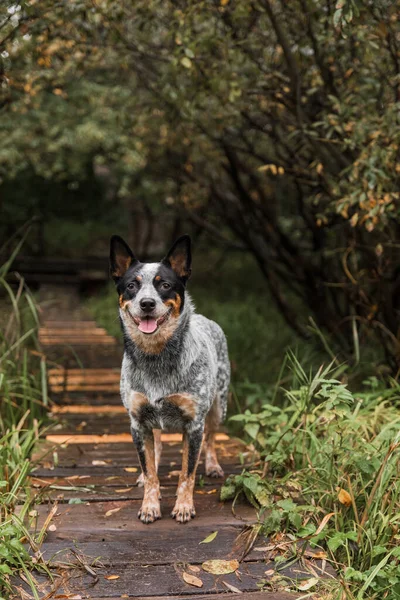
xmin=109 ymin=234 xmax=230 ymax=523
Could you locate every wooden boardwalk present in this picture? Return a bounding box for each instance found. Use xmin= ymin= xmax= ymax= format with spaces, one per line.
xmin=19 ymin=285 xmax=320 ymax=599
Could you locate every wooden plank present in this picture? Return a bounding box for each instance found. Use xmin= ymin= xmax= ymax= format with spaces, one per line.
xmin=51 ymin=405 xmax=126 ymax=414
xmin=49 ymin=369 xmax=121 ymax=374
xmin=33 ymin=463 xmax=243 ymax=480
xmin=29 ymin=497 xmax=257 ymax=541
xmin=45 ymin=432 xmax=230 ymax=444
xmin=87 ymin=595 xmax=300 ymax=600
xmin=49 ymin=384 xmax=120 ymax=393
xmin=15 ymin=561 xmax=318 ymax=598
xmin=33 ymin=527 xmax=259 ymax=565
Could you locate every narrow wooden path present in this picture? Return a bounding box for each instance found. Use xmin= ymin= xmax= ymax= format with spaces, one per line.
xmin=21 ymin=285 xmax=317 ymax=599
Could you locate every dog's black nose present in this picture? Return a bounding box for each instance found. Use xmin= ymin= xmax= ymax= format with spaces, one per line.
xmin=140 ymin=297 xmax=156 ymax=313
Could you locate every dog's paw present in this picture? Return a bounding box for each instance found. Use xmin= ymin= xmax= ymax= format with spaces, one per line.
xmin=171 ymin=500 xmax=196 ymax=523
xmin=205 ymin=462 xmax=224 ymax=478
xmin=136 ymin=472 xmax=144 ymax=487
xmin=138 ymin=502 xmax=161 ymax=524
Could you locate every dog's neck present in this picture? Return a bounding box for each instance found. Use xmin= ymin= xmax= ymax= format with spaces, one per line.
xmin=122 ymin=293 xmax=194 ymax=363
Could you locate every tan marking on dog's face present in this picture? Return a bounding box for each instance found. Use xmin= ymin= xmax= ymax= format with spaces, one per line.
xmin=155 ymin=275 xmax=161 ymax=281
xmin=165 ymin=393 xmax=196 ymax=420
xmin=119 ymin=295 xmax=131 ymax=309
xmin=164 ymin=293 xmax=181 ymax=319
xmin=136 ymin=275 xmax=142 ymax=281
xmin=130 ymin=391 xmax=148 ymax=419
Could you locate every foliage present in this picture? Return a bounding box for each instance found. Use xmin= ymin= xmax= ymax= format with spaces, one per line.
xmin=222 ymin=354 xmax=400 ymax=598
xmin=2 ymin=0 xmax=400 ymax=365
xmin=0 ymin=248 xmax=49 ymax=597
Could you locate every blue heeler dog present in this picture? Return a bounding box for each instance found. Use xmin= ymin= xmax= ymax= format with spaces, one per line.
xmin=110 ymin=234 xmax=230 ymax=524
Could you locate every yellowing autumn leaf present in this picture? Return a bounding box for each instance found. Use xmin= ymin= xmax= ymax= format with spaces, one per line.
xmin=115 ymin=487 xmax=133 ymax=493
xmin=105 ymin=575 xmax=120 ymax=580
xmin=124 ymin=467 xmax=138 ymax=473
xmin=199 ymin=531 xmax=218 ymax=544
xmin=188 ymin=565 xmax=201 ymax=573
xmin=202 ymin=559 xmax=239 ymax=575
xmin=220 ymin=0 xmax=230 ymax=5
xmin=297 ymin=577 xmax=319 ymax=591
xmin=338 ymin=488 xmax=352 ymax=506
xmin=105 ymin=507 xmax=122 ymax=517
xmin=183 ymin=572 xmax=203 ymax=588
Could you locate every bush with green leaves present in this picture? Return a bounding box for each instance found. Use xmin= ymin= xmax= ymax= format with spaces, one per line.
xmin=223 ymin=354 xmax=400 ymax=599
xmin=0 ymin=245 xmax=49 ymax=598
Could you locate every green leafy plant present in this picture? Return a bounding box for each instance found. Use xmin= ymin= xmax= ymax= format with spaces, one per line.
xmin=0 ymin=245 xmax=50 ymax=597
xmin=223 ymin=353 xmax=400 ymax=599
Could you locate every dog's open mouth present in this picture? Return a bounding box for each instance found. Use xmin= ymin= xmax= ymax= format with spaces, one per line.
xmin=132 ymin=310 xmax=171 ymax=335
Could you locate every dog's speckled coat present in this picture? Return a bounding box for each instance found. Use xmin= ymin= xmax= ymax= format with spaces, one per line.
xmin=110 ymin=235 xmax=230 ymax=523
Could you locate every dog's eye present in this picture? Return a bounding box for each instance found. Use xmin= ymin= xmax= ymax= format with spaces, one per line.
xmin=127 ymin=282 xmax=136 ymax=291
xmin=160 ymin=282 xmax=171 ymax=291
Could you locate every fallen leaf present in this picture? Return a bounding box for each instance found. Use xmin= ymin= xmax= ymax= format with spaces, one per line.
xmin=265 ymin=569 xmax=275 ymax=577
xmin=297 ymin=577 xmax=319 ymax=591
xmin=199 ymin=531 xmax=218 ymax=544
xmin=223 ymin=581 xmax=242 ymax=593
xmin=168 ymin=470 xmax=181 ymax=477
xmin=338 ymin=488 xmax=352 ymax=507
xmin=105 ymin=575 xmax=120 ymax=580
xmin=315 ymin=512 xmax=335 ymax=535
xmin=115 ymin=487 xmax=133 ymax=493
xmin=188 ymin=565 xmax=200 ymax=573
xmin=124 ymin=467 xmax=138 ymax=473
xmin=105 ymin=507 xmax=122 ymax=517
xmin=92 ymin=460 xmax=107 ymax=466
xmin=48 ymin=524 xmax=57 ymax=532
xmin=202 ymin=559 xmax=239 ymax=575
xmin=183 ymin=572 xmax=203 ymax=588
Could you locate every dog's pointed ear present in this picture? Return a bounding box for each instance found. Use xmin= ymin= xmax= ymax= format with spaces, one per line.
xmin=162 ymin=235 xmax=192 ymax=283
xmin=110 ymin=235 xmax=138 ymax=282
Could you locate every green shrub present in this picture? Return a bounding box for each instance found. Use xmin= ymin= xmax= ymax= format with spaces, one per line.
xmin=223 ymin=353 xmax=400 ymax=599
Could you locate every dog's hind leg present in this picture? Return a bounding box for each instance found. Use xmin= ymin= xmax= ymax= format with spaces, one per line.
xmin=172 ymin=426 xmax=203 ymax=523
xmin=136 ymin=429 xmax=162 ymax=488
xmin=131 ymin=426 xmax=161 ymax=523
xmin=204 ymin=396 xmax=224 ymax=478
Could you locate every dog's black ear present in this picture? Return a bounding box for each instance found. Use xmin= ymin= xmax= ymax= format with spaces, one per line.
xmin=162 ymin=235 xmax=192 ymax=282
xmin=110 ymin=235 xmax=138 ymax=283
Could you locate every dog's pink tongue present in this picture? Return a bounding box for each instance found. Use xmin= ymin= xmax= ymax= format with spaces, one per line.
xmin=138 ymin=318 xmax=158 ymax=334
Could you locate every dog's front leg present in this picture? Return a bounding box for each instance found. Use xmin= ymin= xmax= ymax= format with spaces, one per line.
xmin=172 ymin=426 xmax=203 ymax=523
xmin=131 ymin=426 xmax=161 ymax=523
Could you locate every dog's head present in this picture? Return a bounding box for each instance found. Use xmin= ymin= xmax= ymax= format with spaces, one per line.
xmin=110 ymin=235 xmax=191 ymax=353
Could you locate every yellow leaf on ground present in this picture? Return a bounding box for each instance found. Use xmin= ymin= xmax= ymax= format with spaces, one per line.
xmin=183 ymin=572 xmax=203 ymax=587
xmin=48 ymin=524 xmax=57 ymax=532
xmin=338 ymin=488 xmax=352 ymax=506
xmin=105 ymin=507 xmax=122 ymax=517
xmin=297 ymin=577 xmax=319 ymax=591
xmin=223 ymin=581 xmax=242 ymax=593
xmin=199 ymin=531 xmax=218 ymax=544
xmin=104 ymin=575 xmax=120 ymax=580
xmin=115 ymin=488 xmax=133 ymax=493
xmin=202 ymin=559 xmax=239 ymax=575
xmin=124 ymin=467 xmax=138 ymax=473
xmin=188 ymin=565 xmax=201 ymax=573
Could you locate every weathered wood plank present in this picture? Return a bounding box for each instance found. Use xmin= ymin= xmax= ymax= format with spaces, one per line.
xmin=29 ymin=497 xmax=257 ymax=541
xmin=34 ymin=526 xmax=260 ymax=565
xmin=15 ymin=561 xmax=318 ymax=598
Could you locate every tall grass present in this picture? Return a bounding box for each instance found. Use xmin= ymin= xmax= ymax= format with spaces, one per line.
xmin=0 ymin=246 xmax=49 ymax=598
xmin=223 ymin=354 xmax=400 ymax=599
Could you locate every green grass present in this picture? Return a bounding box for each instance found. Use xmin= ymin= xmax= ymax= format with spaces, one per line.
xmin=0 ymin=245 xmax=50 ymax=598
xmin=222 ymin=353 xmax=400 ymax=599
